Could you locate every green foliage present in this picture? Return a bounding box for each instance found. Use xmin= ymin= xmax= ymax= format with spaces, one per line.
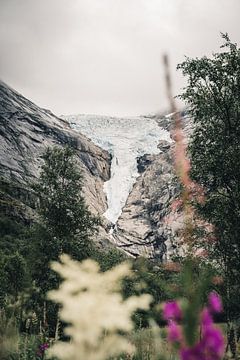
xmin=0 ymin=214 xmax=31 ymax=307
xmin=0 ymin=207 xmax=33 ymax=305
xmin=92 ymin=247 xmax=128 ymax=271
xmin=33 ymin=146 xmax=99 ymax=242
xmin=0 ymin=313 xmax=50 ymax=360
xmin=0 ymin=311 xmax=19 ymax=359
xmin=122 ymin=258 xmax=177 ymax=328
xmin=0 ymin=216 xmax=28 ymax=257
xmin=115 ymin=327 xmax=175 ymax=360
xmin=0 ymin=145 xmax=103 ymax=339
xmin=26 ymin=146 xmax=100 ymax=335
xmin=17 ymin=334 xmax=42 ymax=360
xmin=3 ymin=252 xmax=29 ymax=298
xmin=178 ymin=33 xmax=240 ymax=320
xmin=31 ymin=146 xmax=99 ymax=287
xmin=0 ymin=216 xmax=24 ymax=238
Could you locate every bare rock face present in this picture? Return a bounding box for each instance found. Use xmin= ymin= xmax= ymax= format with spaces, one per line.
xmin=0 ymin=81 xmax=192 ymax=259
xmin=111 ymin=115 xmax=193 ymax=261
xmin=111 ymin=140 xmax=178 ymax=259
xmin=0 ymin=81 xmax=111 ymax=222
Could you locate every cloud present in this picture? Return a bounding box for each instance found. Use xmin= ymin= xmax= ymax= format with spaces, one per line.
xmin=0 ymin=0 xmax=239 ymax=115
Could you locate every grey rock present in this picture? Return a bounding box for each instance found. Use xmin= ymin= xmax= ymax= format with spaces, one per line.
xmin=0 ymin=81 xmax=111 ymax=244
xmin=110 ymin=113 xmax=193 ymax=261
xmin=0 ymin=81 xmax=193 ymax=259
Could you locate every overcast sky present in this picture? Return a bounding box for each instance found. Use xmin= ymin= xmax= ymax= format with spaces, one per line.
xmin=0 ymin=0 xmax=240 ymax=116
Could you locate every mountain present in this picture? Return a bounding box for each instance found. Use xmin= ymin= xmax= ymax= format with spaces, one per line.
xmin=63 ymin=114 xmax=188 ymax=260
xmin=0 ymin=81 xmax=189 ymax=260
xmin=114 ymin=114 xmax=194 ymax=259
xmin=63 ymin=114 xmax=171 ymax=223
xmin=0 ymin=81 xmax=111 ymax=232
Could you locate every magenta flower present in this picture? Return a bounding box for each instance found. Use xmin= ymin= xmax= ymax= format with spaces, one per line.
xmin=163 ymin=301 xmax=182 ymax=321
xmin=167 ymin=320 xmax=182 ymax=343
xmin=40 ymin=343 xmax=49 ymax=351
xmin=201 ymin=325 xmax=225 ymax=358
xmin=37 ymin=343 xmax=49 ymax=357
xmin=208 ymin=292 xmax=222 ymax=314
xmin=178 ymin=307 xmax=225 ymax=359
xmin=180 ymin=344 xmax=205 ymax=360
xmin=201 ymin=308 xmax=213 ymax=328
xmin=163 ymin=294 xmax=225 ymax=360
xmin=180 ymin=327 xmax=224 ymax=360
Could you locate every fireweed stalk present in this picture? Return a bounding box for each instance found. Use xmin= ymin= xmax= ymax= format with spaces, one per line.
xmin=163 ymin=293 xmax=224 ymax=360
xmin=162 ymin=55 xmax=225 ymax=359
xmin=163 ymin=54 xmax=206 ymax=249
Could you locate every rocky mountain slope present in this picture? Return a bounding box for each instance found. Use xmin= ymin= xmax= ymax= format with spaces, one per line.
xmin=64 ymin=114 xmax=171 ymax=225
xmin=64 ymin=113 xmax=190 ymax=260
xmin=113 ymin=140 xmax=178 ymax=259
xmin=112 ymin=115 xmax=192 ymax=259
xmin=0 ymin=81 xmax=190 ymax=260
xmin=0 ymin=81 xmax=111 ymax=226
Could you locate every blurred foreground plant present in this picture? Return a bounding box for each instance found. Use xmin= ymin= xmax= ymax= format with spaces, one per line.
xmin=47 ymin=255 xmax=152 ymax=360
xmin=163 ymin=291 xmax=224 ymax=359
xmin=162 ymin=53 xmax=226 ymax=360
xmin=0 ymin=310 xmax=19 ymax=359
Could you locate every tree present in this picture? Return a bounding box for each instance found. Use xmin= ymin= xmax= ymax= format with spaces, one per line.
xmin=34 ymin=146 xmax=99 ymax=247
xmin=178 ymin=34 xmax=240 ymax=321
xmin=30 ymin=146 xmax=99 ymax=334
xmin=3 ymin=252 xmax=29 ymax=299
xmin=32 ymin=145 xmax=100 ymax=270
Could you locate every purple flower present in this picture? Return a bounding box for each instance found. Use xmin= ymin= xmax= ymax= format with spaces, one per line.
xmin=202 ymin=325 xmax=225 ymax=357
xmin=165 ymin=293 xmax=225 ymax=360
xmin=167 ymin=320 xmax=182 ymax=343
xmin=163 ymin=301 xmax=182 ymax=321
xmin=180 ymin=315 xmax=224 ymax=360
xmin=208 ymin=292 xmax=222 ymax=314
xmin=180 ymin=344 xmax=205 ymax=360
xmin=201 ymin=308 xmax=213 ymax=328
xmin=37 ymin=343 xmax=49 ymax=357
xmin=40 ymin=343 xmax=49 ymax=351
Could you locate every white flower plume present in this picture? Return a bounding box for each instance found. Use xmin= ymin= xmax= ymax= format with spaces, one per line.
xmin=47 ymin=254 xmax=152 ymax=360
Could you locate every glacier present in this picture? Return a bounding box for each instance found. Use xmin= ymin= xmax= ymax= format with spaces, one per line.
xmin=64 ymin=114 xmax=171 ymax=224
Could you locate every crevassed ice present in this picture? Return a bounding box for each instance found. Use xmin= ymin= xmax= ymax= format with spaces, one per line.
xmin=64 ymin=114 xmax=171 ymax=224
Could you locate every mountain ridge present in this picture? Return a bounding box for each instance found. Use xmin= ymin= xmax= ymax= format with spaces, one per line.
xmin=0 ymin=81 xmax=188 ymax=260
xmin=0 ymin=81 xmax=111 ymax=229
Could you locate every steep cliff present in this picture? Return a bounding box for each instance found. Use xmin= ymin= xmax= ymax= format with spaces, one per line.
xmin=64 ymin=113 xmax=188 ymax=261
xmin=111 ymin=141 xmax=179 ymax=259
xmin=0 ymin=81 xmax=111 ymax=225
xmin=64 ymin=114 xmax=171 ymax=224
xmin=112 ymin=115 xmax=193 ymax=260
xmin=0 ymin=81 xmax=191 ymax=260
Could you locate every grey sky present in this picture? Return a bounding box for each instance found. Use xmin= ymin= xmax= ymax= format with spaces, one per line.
xmin=0 ymin=0 xmax=240 ymax=116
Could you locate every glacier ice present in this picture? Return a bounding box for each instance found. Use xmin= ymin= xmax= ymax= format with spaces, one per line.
xmin=64 ymin=114 xmax=171 ymax=224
